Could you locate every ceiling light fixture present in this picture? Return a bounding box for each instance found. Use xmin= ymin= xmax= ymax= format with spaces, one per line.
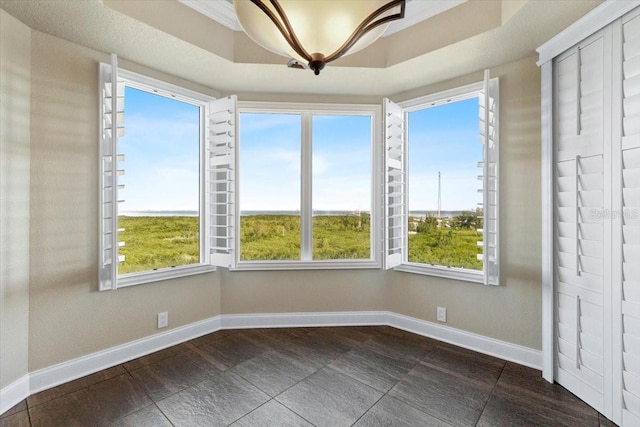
xmin=233 ymin=0 xmax=406 ymax=75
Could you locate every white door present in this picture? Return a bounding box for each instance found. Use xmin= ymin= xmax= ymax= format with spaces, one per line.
xmin=553 ymin=29 xmax=610 ymax=414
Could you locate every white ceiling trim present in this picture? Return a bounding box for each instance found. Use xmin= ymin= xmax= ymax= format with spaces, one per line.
xmin=179 ymin=0 xmax=241 ymax=31
xmin=384 ymin=0 xmax=467 ymax=36
xmin=178 ymin=0 xmax=467 ymax=36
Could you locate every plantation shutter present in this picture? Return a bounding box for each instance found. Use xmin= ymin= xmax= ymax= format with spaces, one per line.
xmin=621 ymin=10 xmax=640 ymax=426
xmin=99 ymin=54 xmax=125 ymax=291
xmin=553 ymin=32 xmax=607 ymax=413
xmin=478 ymin=71 xmax=500 ymax=286
xmin=383 ymin=98 xmax=406 ymax=269
xmin=207 ymin=96 xmax=237 ymax=268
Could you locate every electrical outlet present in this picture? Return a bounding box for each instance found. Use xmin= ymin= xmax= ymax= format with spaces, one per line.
xmin=157 ymin=311 xmax=168 ymax=329
xmin=437 ymin=306 xmax=447 ymax=322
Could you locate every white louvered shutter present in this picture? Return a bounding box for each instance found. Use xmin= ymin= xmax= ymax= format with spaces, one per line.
xmin=620 ymin=10 xmax=640 ymax=426
xmin=383 ymin=98 xmax=406 ymax=269
xmin=478 ymin=71 xmax=500 ymax=286
xmin=553 ymin=32 xmax=607 ymax=413
xmin=99 ymin=54 xmax=125 ymax=291
xmin=207 ymin=96 xmax=237 ymax=268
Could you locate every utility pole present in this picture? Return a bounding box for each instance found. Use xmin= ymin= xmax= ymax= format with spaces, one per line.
xmin=437 ymin=171 xmax=441 ymax=219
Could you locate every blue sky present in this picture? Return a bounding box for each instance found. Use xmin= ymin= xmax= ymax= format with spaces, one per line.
xmin=119 ymin=86 xmax=200 ymax=213
xmin=119 ymin=88 xmax=480 ymax=213
xmin=239 ymin=113 xmax=371 ymax=212
xmin=407 ymin=97 xmax=481 ymax=211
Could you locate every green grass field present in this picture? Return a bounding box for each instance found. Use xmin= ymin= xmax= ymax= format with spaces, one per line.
xmin=118 ymin=216 xmax=200 ymax=274
xmin=117 ymin=214 xmax=481 ymax=274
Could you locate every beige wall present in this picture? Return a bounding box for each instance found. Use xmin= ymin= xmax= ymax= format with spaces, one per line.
xmin=27 ymin=31 xmax=222 ymax=371
xmin=221 ymin=269 xmax=389 ymax=315
xmin=388 ymin=57 xmax=542 ymax=350
xmin=0 ymin=9 xmax=31 ymax=389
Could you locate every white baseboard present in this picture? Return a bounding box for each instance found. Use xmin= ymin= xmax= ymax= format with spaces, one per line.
xmin=386 ymin=312 xmax=542 ymax=369
xmin=29 ymin=315 xmax=222 ymax=394
xmin=0 ymin=374 xmax=30 ymax=415
xmin=221 ymin=311 xmax=389 ymax=329
xmin=1 ymin=310 xmax=541 ymax=416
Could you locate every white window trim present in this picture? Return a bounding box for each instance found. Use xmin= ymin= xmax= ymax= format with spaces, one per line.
xmin=392 ymin=78 xmax=499 ymax=285
xmin=233 ymin=101 xmax=382 ymax=271
xmin=394 ymin=263 xmax=484 ymax=283
xmin=99 ymin=58 xmax=217 ymax=290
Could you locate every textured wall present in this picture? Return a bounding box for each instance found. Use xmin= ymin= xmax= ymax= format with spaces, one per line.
xmin=0 ymin=9 xmax=31 ymax=389
xmin=387 ymin=57 xmax=542 ymax=350
xmin=27 ymin=31 xmax=222 ymax=371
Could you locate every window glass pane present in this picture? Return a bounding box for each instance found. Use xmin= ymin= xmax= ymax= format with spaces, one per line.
xmin=118 ymin=86 xmax=201 ymax=274
xmin=407 ymin=97 xmax=483 ymax=270
xmin=312 ymin=115 xmax=371 ymax=260
xmin=239 ymin=113 xmax=301 ymax=260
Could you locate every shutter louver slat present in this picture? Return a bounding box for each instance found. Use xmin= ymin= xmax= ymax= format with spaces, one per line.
xmin=557 ymin=352 xmax=604 ymax=391
xmin=560 ymin=236 xmax=602 ymax=257
xmin=626 ymin=280 xmax=640 ymax=302
xmin=623 ymin=392 xmax=640 ymax=425
xmin=625 ymin=13 xmax=640 ymax=39
xmin=625 ymin=351 xmax=640 ymax=377
xmin=624 ymin=92 xmax=640 ymax=116
xmin=623 ymin=187 xmax=640 ymax=206
xmin=624 ymin=116 xmax=640 ymax=136
xmin=558 ymin=268 xmax=603 ymax=294
xmin=207 ymin=96 xmax=237 ymax=269
xmin=383 ymin=98 xmax=406 ymax=269
xmin=623 ymin=134 xmax=640 ymax=151
xmin=624 ymin=168 xmax=640 ymax=187
xmin=625 ymin=263 xmax=640 ymax=282
xmin=558 ymin=282 xmax=603 ymax=307
xmin=558 ymin=338 xmax=603 ymax=373
xmin=624 ymin=71 xmax=640 ymax=97
xmin=624 ymin=371 xmax=640 ymax=399
xmin=624 ymin=37 xmax=640 ymax=60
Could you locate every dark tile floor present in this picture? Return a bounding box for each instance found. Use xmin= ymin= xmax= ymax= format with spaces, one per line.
xmin=0 ymin=326 xmax=616 ymax=427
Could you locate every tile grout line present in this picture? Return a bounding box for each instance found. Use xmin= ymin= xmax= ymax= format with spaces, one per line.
xmin=363 ymin=343 xmax=459 ymax=427
xmin=271 ymin=397 xmax=318 ymax=427
xmin=264 ymin=330 xmax=385 ymax=426
xmin=224 ymin=398 xmax=273 ymax=426
xmin=349 ymin=387 xmax=390 ymax=426
xmin=153 ymin=401 xmax=176 ymax=427
xmin=473 ymin=361 xmax=507 ymax=427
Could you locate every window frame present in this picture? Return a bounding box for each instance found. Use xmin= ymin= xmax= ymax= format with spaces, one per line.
xmin=389 ymin=78 xmax=500 ymax=285
xmin=234 ymin=101 xmax=382 ymax=271
xmin=99 ymin=57 xmax=217 ymax=290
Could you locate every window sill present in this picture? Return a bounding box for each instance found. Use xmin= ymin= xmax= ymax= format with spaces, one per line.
xmin=117 ymin=264 xmax=216 ymax=288
xmin=393 ymin=263 xmax=485 ymax=285
xmin=233 ymin=259 xmax=380 ymax=271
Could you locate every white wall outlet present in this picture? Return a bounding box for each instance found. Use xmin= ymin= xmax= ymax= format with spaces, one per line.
xmin=157 ymin=311 xmax=168 ymax=329
xmin=437 ymin=306 xmax=447 ymax=322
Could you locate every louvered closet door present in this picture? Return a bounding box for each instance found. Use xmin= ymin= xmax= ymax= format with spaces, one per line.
xmin=620 ymin=10 xmax=640 ymax=426
xmin=553 ymin=31 xmax=607 ymax=413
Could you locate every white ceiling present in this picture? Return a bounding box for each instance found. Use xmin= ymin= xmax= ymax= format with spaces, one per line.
xmin=0 ymin=0 xmax=602 ymax=97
